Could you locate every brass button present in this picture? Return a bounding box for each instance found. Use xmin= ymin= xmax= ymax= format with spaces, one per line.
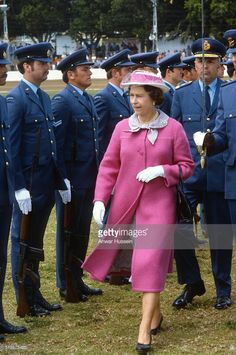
xmin=51 ymin=140 xmax=53 ymax=144
xmin=206 ymin=117 xmax=210 ymax=121
xmin=5 ymin=161 xmax=9 ymax=166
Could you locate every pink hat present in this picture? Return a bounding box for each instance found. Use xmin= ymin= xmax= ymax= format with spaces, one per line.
xmin=121 ymin=70 xmax=168 ymax=92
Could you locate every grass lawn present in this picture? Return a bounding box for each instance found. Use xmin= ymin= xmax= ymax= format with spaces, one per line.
xmin=2 ymin=209 xmax=236 ymax=354
xmin=1 ymin=79 xmax=236 ymax=354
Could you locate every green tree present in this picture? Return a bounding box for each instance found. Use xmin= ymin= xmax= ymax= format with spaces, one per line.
xmin=69 ymin=0 xmax=154 ymax=50
xmin=69 ymin=0 xmax=113 ymax=48
xmin=7 ymin=0 xmax=71 ymax=42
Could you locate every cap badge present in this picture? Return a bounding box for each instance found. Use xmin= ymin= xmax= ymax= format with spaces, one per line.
xmin=47 ymin=49 xmax=52 ymax=58
xmin=3 ymin=51 xmax=6 ymax=59
xmin=203 ymin=40 xmax=211 ymax=51
xmin=228 ymin=37 xmax=235 ymax=48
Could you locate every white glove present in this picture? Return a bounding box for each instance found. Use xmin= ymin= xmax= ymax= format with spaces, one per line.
xmin=136 ymin=166 xmax=165 ymax=183
xmin=15 ymin=188 xmax=32 ymax=215
xmin=93 ymin=201 xmax=105 ymax=226
xmin=193 ymin=131 xmax=207 ymax=146
xmin=59 ymin=178 xmax=71 ymax=204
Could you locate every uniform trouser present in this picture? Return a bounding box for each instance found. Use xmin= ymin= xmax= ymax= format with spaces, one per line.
xmin=0 ymin=205 xmax=12 ymax=320
xmin=175 ymin=188 xmax=233 ymax=297
xmin=227 ymin=199 xmax=236 ymax=241
xmin=55 ymin=187 xmax=94 ymax=290
xmin=11 ymin=192 xmax=55 ymax=305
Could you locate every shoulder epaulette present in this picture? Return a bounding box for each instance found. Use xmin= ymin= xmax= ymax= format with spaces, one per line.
xmin=221 ymin=80 xmax=236 ymax=87
xmin=176 ymin=81 xmax=192 ymax=90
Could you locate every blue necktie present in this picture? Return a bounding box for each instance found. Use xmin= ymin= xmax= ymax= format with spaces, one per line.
xmin=37 ymin=88 xmax=44 ymax=108
xmin=123 ymin=91 xmax=132 ymax=114
xmin=83 ymin=91 xmax=91 ymax=109
xmin=205 ymin=86 xmax=211 ymax=115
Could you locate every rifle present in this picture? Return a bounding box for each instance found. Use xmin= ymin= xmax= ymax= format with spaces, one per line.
xmin=63 ymin=198 xmax=82 ymax=302
xmin=62 ymin=120 xmax=83 ymax=302
xmin=17 ymin=127 xmax=41 ymax=317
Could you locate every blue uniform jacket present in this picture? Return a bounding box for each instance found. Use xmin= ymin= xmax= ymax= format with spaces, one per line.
xmin=6 ymin=81 xmax=65 ymax=194
xmin=52 ymin=84 xmax=100 ymax=189
xmin=0 ymin=95 xmax=14 ymax=206
xmin=159 ymin=83 xmax=174 ymax=116
xmin=213 ymin=80 xmax=236 ymax=199
xmin=171 ymin=79 xmax=226 ymax=192
xmin=94 ymin=83 xmax=133 ymax=154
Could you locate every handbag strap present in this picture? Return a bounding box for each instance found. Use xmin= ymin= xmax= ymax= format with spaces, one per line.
xmin=178 ymin=165 xmax=184 ymax=188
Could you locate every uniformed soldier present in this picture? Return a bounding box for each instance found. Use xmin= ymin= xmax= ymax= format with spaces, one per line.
xmin=130 ymin=51 xmax=159 ymax=73
xmin=222 ymin=30 xmax=236 ymax=81
xmin=7 ymin=43 xmax=65 ymax=317
xmin=0 ymin=43 xmax=27 ymax=339
xmin=157 ymin=53 xmax=186 ymax=115
xmin=181 ymin=55 xmax=199 ymax=83
xmin=52 ymin=49 xmax=102 ymax=300
xmin=95 ymin=49 xmax=136 ymax=155
xmin=171 ymin=38 xmax=233 ymax=310
xmin=224 ymin=60 xmax=236 ymax=80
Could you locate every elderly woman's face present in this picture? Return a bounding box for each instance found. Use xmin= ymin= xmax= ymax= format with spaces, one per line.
xmin=129 ymin=86 xmax=153 ymax=116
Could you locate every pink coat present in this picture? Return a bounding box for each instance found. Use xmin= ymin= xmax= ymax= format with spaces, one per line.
xmin=83 ymin=116 xmax=194 ymax=292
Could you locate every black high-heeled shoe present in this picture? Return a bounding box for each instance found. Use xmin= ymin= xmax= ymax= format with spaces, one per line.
xmin=135 ymin=342 xmax=152 ymax=354
xmin=150 ymin=314 xmax=163 ymax=335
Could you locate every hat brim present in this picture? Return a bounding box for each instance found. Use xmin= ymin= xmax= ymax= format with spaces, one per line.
xmin=0 ymin=59 xmax=11 ymax=65
xmin=172 ymin=63 xmax=187 ymax=68
xmin=73 ymin=60 xmax=94 ymax=67
xmin=122 ymin=81 xmax=169 ymax=93
xmin=141 ymin=63 xmax=159 ymax=69
xmin=18 ymin=57 xmax=52 ymax=63
xmin=115 ymin=60 xmax=137 ymax=67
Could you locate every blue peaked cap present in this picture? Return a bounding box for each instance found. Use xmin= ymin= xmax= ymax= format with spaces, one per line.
xmin=158 ymin=53 xmax=186 ymax=69
xmin=224 ymin=29 xmax=236 ymax=54
xmin=182 ymin=55 xmax=195 ymax=68
xmin=14 ymin=42 xmax=53 ymax=63
xmin=130 ymin=51 xmax=159 ymax=69
xmin=0 ymin=43 xmax=11 ymax=65
xmin=57 ymin=48 xmax=94 ymax=71
xmin=100 ymin=49 xmax=136 ymax=71
xmin=191 ymin=38 xmax=226 ymax=58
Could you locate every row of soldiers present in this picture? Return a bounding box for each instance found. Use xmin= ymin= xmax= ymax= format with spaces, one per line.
xmin=0 ymin=29 xmax=236 ymax=342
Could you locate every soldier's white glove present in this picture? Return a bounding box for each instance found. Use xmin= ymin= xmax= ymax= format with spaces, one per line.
xmin=59 ymin=178 xmax=71 ymax=204
xmin=136 ymin=166 xmax=165 ymax=183
xmin=15 ymin=188 xmax=32 ymax=215
xmin=193 ymin=131 xmax=207 ymax=146
xmin=93 ymin=201 xmax=105 ymax=226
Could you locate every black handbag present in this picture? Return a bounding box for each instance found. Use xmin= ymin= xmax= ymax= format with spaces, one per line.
xmin=176 ymin=166 xmax=193 ymax=224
